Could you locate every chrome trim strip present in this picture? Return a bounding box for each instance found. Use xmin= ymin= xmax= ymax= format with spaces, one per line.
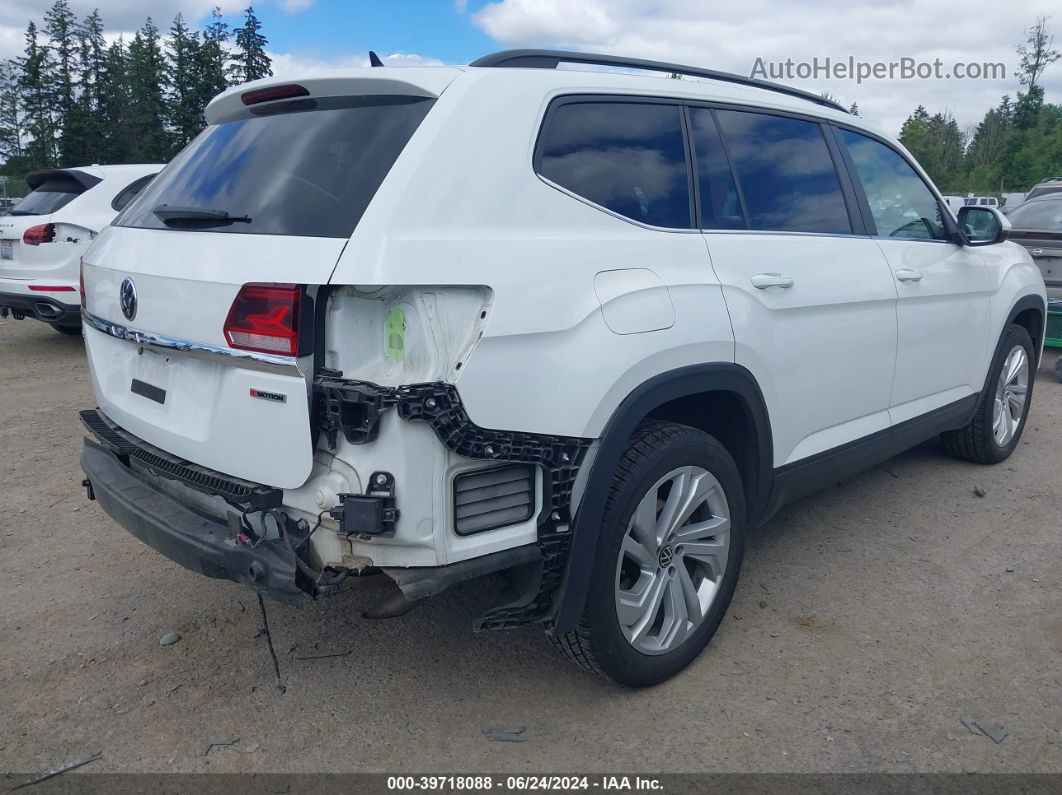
xmin=81 ymin=308 xmax=302 ymax=376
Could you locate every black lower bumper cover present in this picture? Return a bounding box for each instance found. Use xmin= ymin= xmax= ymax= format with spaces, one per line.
xmin=81 ymin=439 xmax=305 ymax=605
xmin=0 ymin=291 xmax=80 ymax=325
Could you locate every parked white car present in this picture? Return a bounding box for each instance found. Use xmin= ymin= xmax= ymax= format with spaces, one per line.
xmin=78 ymin=51 xmax=1046 ymax=686
xmin=0 ymin=165 xmax=161 ymax=334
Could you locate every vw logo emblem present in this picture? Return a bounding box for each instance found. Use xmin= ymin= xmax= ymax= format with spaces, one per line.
xmin=119 ymin=277 xmax=137 ymax=321
xmin=658 ymin=544 xmax=675 ymax=568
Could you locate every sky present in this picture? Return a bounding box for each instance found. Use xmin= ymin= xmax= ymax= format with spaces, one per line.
xmin=2 ymin=0 xmax=1061 ymax=136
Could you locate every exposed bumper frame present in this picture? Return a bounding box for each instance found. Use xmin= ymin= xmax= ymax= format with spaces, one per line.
xmin=81 ymin=438 xmax=307 ymax=605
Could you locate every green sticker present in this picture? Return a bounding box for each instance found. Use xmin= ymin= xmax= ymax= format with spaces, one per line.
xmin=385 ymin=308 xmax=405 ymax=361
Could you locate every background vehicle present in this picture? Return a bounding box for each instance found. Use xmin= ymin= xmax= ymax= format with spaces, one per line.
xmin=1025 ymin=177 xmax=1062 ymax=202
xmin=78 ymin=51 xmax=1046 ymax=686
xmin=1007 ymin=194 xmax=1062 ymax=300
xmin=1001 ymin=191 xmax=1027 ymax=213
xmin=0 ymin=165 xmax=160 ymax=334
xmin=964 ymin=195 xmax=999 ymax=208
xmin=942 ymin=195 xmax=966 ymax=215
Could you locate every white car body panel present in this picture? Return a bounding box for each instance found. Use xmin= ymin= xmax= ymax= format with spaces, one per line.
xmin=0 ymin=165 xmax=160 ymax=313
xmin=78 ymin=63 xmax=1047 ymax=576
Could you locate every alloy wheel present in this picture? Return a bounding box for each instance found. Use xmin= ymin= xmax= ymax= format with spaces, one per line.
xmin=992 ymin=345 xmax=1029 ymax=447
xmin=614 ymin=466 xmax=731 ymax=655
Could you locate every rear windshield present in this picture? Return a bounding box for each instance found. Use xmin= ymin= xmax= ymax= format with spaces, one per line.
xmin=1027 ymin=185 xmax=1062 ymax=201
xmin=9 ymin=179 xmax=84 ymax=216
xmin=1008 ymin=200 xmax=1062 ymax=230
xmin=117 ymin=95 xmax=434 ymax=238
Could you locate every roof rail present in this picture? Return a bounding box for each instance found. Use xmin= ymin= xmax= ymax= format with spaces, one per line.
xmin=469 ymin=49 xmax=848 ymax=114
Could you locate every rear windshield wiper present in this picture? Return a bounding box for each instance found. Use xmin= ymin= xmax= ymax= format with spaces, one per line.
xmin=152 ymin=204 xmax=252 ymax=227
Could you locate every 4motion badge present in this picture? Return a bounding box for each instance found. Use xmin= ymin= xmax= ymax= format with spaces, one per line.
xmin=250 ymin=388 xmax=286 ymax=403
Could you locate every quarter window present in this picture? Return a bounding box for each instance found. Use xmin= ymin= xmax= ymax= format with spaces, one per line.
xmin=838 ymin=129 xmax=948 ymax=241
xmin=714 ymin=110 xmax=851 ymax=234
xmin=537 ymin=101 xmax=692 ymax=229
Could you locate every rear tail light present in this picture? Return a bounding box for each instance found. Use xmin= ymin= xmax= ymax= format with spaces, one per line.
xmin=28 ymin=285 xmax=76 ymax=292
xmin=23 ymin=223 xmax=55 ymax=246
xmin=224 ymin=284 xmax=302 ymax=356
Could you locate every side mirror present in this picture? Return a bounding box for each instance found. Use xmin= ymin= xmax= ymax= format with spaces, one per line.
xmin=956 ymin=205 xmax=1010 ymax=246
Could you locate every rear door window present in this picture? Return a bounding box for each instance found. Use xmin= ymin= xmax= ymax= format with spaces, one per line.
xmin=117 ymin=95 xmax=434 ymax=238
xmin=838 ymin=128 xmax=948 ymax=240
xmin=9 ymin=179 xmax=84 ymax=216
xmin=714 ymin=110 xmax=851 ymax=234
xmin=537 ymin=101 xmax=693 ymax=229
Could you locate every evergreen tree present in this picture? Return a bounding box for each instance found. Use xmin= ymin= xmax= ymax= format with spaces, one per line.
xmin=126 ymin=19 xmax=169 ymax=162
xmin=848 ymin=102 xmax=860 ymax=117
xmin=0 ymin=60 xmax=26 ymax=164
xmin=72 ymin=10 xmax=109 ymax=163
xmin=231 ymin=7 xmax=272 ymax=83
xmin=18 ymin=21 xmax=56 ymax=169
xmin=166 ymin=14 xmax=202 ymax=153
xmin=99 ymin=38 xmax=133 ymax=163
xmin=44 ymin=0 xmax=78 ymax=162
xmin=194 ymin=7 xmax=231 ymax=116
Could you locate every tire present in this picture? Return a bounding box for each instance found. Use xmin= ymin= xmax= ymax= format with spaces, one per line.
xmin=551 ymin=421 xmax=746 ymax=686
xmin=941 ymin=324 xmax=1035 ymax=464
xmin=53 ymin=324 xmax=81 ymax=336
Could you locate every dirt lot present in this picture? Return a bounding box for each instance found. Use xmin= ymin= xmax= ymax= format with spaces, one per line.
xmin=0 ymin=317 xmax=1060 ymax=777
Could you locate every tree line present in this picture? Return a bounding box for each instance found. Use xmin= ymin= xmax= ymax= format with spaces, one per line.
xmin=898 ymin=16 xmax=1061 ymax=196
xmin=0 ymin=1 xmax=273 ymax=182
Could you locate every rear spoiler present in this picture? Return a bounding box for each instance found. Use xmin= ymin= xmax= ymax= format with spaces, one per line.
xmin=26 ymin=168 xmax=103 ymax=192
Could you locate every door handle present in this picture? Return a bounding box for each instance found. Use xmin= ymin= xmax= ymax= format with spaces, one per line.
xmin=895 ymin=268 xmax=923 ymax=282
xmin=750 ymin=273 xmax=794 ymax=289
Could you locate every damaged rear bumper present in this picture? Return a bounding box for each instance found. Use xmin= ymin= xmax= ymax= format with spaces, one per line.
xmin=81 ymin=439 xmax=306 ymax=605
xmin=80 ymin=432 xmax=545 ymax=616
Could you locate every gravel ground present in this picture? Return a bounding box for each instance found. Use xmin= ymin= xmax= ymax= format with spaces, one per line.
xmin=0 ymin=317 xmax=1060 ymax=776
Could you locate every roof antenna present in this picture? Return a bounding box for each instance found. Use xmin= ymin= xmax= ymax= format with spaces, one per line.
xmin=369 ymin=50 xmax=385 ymax=67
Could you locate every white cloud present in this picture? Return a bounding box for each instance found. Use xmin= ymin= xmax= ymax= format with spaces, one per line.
xmin=0 ymin=0 xmax=247 ymax=33
xmin=268 ymin=50 xmax=445 ymax=79
xmin=471 ymin=0 xmax=1062 ymax=135
xmin=0 ymin=0 xmax=316 ymax=61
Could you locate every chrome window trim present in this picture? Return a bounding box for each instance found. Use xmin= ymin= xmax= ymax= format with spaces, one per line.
xmin=81 ymin=308 xmax=302 ymax=376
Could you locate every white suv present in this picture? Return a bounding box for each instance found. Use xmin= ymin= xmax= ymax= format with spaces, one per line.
xmin=1 ymin=165 xmax=161 ymax=334
xmin=78 ymin=51 xmax=1047 ymax=686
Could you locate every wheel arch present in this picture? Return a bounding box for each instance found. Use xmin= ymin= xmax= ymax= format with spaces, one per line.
xmin=550 ymin=363 xmax=773 ymax=635
xmin=1007 ymin=294 xmax=1046 ymax=364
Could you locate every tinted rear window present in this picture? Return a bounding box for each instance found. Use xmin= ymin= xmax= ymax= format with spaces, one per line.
xmin=111 ymin=174 xmax=157 ymax=212
xmin=1008 ymin=200 xmax=1062 ymax=230
xmin=714 ymin=110 xmax=851 ymax=234
xmin=117 ymin=95 xmax=434 ymax=237
xmin=537 ymin=101 xmax=692 ymax=229
xmin=1027 ymin=185 xmax=1062 ymax=201
xmin=9 ymin=179 xmax=84 ymax=216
